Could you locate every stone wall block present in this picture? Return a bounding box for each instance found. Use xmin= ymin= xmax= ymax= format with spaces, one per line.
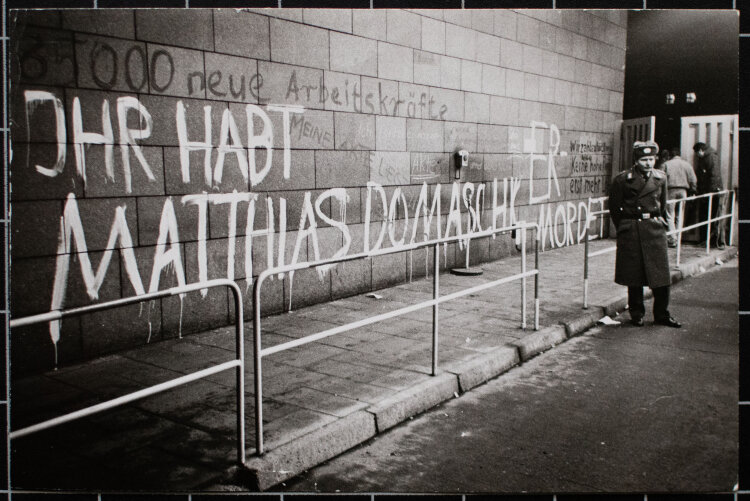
xmin=445 ymin=23 xmax=476 ymax=61
xmin=303 ymin=9 xmax=352 ymax=33
xmin=460 ymin=60 xmax=483 ymax=93
xmin=136 ymin=9 xmax=213 ymax=50
xmin=214 ymin=10 xmax=270 ymax=60
xmin=376 ymin=116 xmax=407 ymax=151
xmin=353 ymin=10 xmax=387 ymax=41
xmin=330 ymin=33 xmax=377 ymax=77
xmin=334 ymin=112 xmax=376 ymax=151
xmin=464 ymin=92 xmax=490 ymax=125
xmin=476 ymin=32 xmax=500 ymax=66
xmin=377 ymin=42 xmax=413 ymax=83
xmin=11 ymin=143 xmax=83 ymax=201
xmin=271 ymin=18 xmax=330 ymax=70
xmin=315 ymin=150 xmax=370 ymax=189
xmin=387 ymin=10 xmax=422 ymax=49
xmin=421 ymin=17 xmax=445 ymax=55
xmin=62 ymin=10 xmax=134 ymax=38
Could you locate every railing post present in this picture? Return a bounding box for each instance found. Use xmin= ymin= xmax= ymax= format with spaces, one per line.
xmin=730 ymin=190 xmax=736 ymax=247
xmin=676 ymin=199 xmax=685 ymax=266
xmin=583 ymin=221 xmax=590 ymax=310
xmin=465 ymin=237 xmax=470 ymax=268
xmin=432 ymin=243 xmax=440 ymax=376
xmin=521 ymin=225 xmax=527 ymax=330
xmin=231 ymin=285 xmax=246 ymax=466
xmin=706 ymin=193 xmax=713 ymax=254
xmin=534 ymin=228 xmax=540 ymax=331
xmin=253 ymin=278 xmax=264 ymax=456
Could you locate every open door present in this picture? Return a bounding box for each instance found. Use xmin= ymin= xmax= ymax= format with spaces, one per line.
xmin=612 ymin=116 xmax=655 ymax=175
xmin=679 ymin=114 xmax=738 ymax=243
xmin=680 ymin=114 xmax=738 ymax=191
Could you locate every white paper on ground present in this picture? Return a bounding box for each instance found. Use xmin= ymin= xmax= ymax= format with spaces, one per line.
xmin=365 ymin=293 xmax=383 ymax=299
xmin=598 ymin=315 xmax=622 ymax=325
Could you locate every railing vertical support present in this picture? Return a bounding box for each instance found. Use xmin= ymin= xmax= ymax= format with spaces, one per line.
xmin=706 ymin=194 xmax=713 ymax=254
xmin=253 ymin=279 xmax=264 ymax=456
xmin=583 ymin=223 xmax=590 ymax=310
xmin=521 ymin=226 xmax=527 ymax=330
xmin=729 ymin=190 xmax=736 ymax=247
xmin=432 ymin=243 xmax=440 ymax=376
xmin=232 ymin=287 xmax=246 ymax=466
xmin=676 ymin=199 xmax=685 ymax=266
xmin=465 ymin=238 xmax=470 ymax=268
xmin=534 ymin=231 xmax=540 ymax=331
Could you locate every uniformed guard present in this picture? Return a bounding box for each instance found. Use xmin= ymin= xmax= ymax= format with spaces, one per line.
xmin=609 ymin=141 xmax=681 ymax=328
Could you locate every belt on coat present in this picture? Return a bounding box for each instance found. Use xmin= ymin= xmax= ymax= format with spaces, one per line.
xmin=620 ymin=212 xmax=659 ymax=220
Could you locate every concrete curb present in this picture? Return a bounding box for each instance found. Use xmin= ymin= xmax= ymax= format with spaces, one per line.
xmin=670 ymin=268 xmax=683 ymax=284
xmin=598 ymin=294 xmax=628 ymax=318
xmin=510 ymin=325 xmax=567 ymax=362
xmin=563 ymin=306 xmax=604 ymax=338
xmin=367 ymin=372 xmax=459 ymax=432
xmin=243 ymin=410 xmax=377 ymax=490
xmin=678 ymin=247 xmax=737 ymax=279
xmin=447 ymin=346 xmax=520 ymax=393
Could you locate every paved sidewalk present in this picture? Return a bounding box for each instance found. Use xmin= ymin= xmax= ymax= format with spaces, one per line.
xmin=10 ymin=239 xmax=737 ymax=491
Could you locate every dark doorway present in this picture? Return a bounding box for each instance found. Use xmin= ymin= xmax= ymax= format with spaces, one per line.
xmin=623 ymin=10 xmax=739 ymax=152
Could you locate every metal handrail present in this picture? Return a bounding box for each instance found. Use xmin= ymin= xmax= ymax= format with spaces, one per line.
xmin=9 ymin=279 xmax=247 ymax=466
xmin=252 ymin=221 xmax=541 ymax=455
xmin=582 ymin=190 xmax=736 ymax=309
xmin=669 ymin=190 xmax=735 ymax=265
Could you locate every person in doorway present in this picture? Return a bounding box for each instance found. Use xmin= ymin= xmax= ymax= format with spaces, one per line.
xmin=609 ymin=141 xmax=681 ymax=328
xmin=662 ymin=147 xmax=697 ymax=247
xmin=693 ymin=142 xmax=725 ymax=248
xmin=656 ymin=148 xmax=671 ymax=172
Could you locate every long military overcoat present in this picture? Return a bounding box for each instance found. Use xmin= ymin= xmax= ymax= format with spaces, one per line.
xmin=608 ymin=167 xmax=671 ymax=288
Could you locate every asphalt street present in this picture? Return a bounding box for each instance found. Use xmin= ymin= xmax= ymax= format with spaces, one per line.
xmin=279 ymin=259 xmax=738 ymax=493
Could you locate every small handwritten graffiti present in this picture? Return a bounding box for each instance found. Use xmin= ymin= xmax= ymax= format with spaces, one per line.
xmin=290 ymin=113 xmax=333 ymax=148
xmin=569 ymin=138 xmax=612 ymax=155
xmin=18 ymin=33 xmax=77 ymax=86
xmin=87 ymin=42 xmax=168 ymax=92
xmin=370 ymin=153 xmax=409 ymax=185
xmin=569 ymin=136 xmax=611 ymax=175
xmin=411 ymin=153 xmax=443 ymax=182
xmin=82 ymin=39 xmax=175 ymax=93
xmin=571 ymin=154 xmax=610 ymax=175
xmin=188 ymin=69 xmax=264 ymax=102
xmin=467 ymin=156 xmax=484 ymax=171
xmin=285 ymin=70 xmax=448 ymax=119
xmin=569 ymin=176 xmax=603 ymax=195
xmin=20 ymin=36 xmax=267 ymax=101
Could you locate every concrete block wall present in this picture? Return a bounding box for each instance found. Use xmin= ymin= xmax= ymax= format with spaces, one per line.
xmin=10 ymin=8 xmax=627 ymax=374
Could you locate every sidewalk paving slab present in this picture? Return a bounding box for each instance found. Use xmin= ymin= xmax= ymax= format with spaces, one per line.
xmin=9 ymin=239 xmax=738 ymax=492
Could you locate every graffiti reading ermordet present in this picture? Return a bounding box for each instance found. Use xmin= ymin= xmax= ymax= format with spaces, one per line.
xmin=20 ymin=90 xmax=610 ymax=358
